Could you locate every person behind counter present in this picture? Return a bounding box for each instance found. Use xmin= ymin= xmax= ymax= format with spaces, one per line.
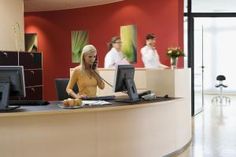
xmin=66 ymin=45 xmax=105 ymax=98
xmin=104 ymin=36 xmax=129 ymax=68
xmin=141 ymin=33 xmax=168 ymax=69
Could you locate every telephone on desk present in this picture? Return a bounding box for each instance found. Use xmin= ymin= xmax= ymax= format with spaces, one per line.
xmin=138 ymin=90 xmax=152 ymax=98
xmin=138 ymin=90 xmax=156 ymax=100
xmin=138 ymin=90 xmax=169 ymax=100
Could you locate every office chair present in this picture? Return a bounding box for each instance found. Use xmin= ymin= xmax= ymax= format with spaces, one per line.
xmin=211 ymin=75 xmax=230 ymax=105
xmin=55 ymin=78 xmax=79 ymax=100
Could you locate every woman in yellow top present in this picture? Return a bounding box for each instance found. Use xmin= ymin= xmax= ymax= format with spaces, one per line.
xmin=66 ymin=45 xmax=105 ymax=98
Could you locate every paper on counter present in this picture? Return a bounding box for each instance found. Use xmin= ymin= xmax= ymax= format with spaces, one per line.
xmin=82 ymin=100 xmax=111 ymax=106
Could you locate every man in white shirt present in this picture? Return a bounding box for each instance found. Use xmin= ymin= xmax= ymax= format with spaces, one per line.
xmin=104 ymin=36 xmax=129 ymax=68
xmin=141 ymin=34 xmax=168 ymax=69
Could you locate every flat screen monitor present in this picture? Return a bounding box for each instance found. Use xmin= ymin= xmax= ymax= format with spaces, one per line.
xmin=0 ymin=66 xmax=26 ymax=110
xmin=113 ymin=65 xmax=139 ymax=102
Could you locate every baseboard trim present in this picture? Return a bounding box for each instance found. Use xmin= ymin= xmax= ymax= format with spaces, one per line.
xmin=163 ymin=139 xmax=192 ymax=157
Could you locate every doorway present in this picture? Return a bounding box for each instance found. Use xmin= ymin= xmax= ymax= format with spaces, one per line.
xmin=185 ymin=16 xmax=236 ymax=115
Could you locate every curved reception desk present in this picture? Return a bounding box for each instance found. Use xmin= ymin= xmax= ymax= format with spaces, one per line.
xmin=0 ymin=98 xmax=191 ymax=157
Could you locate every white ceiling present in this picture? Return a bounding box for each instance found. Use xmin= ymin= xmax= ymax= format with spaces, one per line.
xmin=25 ymin=0 xmax=236 ymax=13
xmin=184 ymin=0 xmax=236 ymax=12
xmin=24 ymin=0 xmax=124 ymax=12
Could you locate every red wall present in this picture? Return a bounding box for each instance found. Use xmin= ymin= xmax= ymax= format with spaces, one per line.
xmin=25 ymin=0 xmax=184 ymax=100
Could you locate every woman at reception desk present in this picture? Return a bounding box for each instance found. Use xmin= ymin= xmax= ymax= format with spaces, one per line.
xmin=66 ymin=44 xmax=105 ymax=99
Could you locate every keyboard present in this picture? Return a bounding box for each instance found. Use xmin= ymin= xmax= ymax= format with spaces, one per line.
xmin=9 ymin=100 xmax=50 ymax=106
xmin=114 ymin=98 xmax=141 ymax=103
xmin=115 ymin=96 xmax=174 ymax=103
xmin=82 ymin=95 xmax=116 ymax=101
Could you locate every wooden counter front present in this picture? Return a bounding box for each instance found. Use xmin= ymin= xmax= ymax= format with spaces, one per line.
xmin=0 ymin=98 xmax=191 ymax=157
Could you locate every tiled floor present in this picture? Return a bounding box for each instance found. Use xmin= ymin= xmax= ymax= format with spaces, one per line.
xmin=176 ymin=95 xmax=236 ymax=157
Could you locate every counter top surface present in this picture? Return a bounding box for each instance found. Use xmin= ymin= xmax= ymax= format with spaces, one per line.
xmin=0 ymin=97 xmax=181 ymax=117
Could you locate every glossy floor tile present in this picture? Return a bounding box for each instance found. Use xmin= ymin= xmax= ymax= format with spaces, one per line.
xmin=176 ymin=95 xmax=236 ymax=157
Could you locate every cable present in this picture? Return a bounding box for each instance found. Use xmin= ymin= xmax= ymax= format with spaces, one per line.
xmin=93 ymin=70 xmax=128 ymax=94
xmin=93 ymin=70 xmax=113 ymax=88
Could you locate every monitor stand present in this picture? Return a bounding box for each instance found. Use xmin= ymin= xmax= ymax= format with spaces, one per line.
xmin=0 ymin=82 xmax=20 ymax=111
xmin=115 ymin=78 xmax=140 ymax=103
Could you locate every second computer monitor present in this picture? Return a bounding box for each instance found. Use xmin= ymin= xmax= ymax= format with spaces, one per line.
xmin=113 ymin=65 xmax=139 ymax=102
xmin=0 ymin=66 xmax=26 ymax=110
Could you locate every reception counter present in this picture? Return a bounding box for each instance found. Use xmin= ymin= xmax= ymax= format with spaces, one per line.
xmin=0 ymin=98 xmax=191 ymax=157
xmin=0 ymin=68 xmax=191 ymax=157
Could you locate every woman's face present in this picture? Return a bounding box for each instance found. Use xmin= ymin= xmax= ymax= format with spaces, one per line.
xmin=112 ymin=39 xmax=122 ymax=50
xmin=83 ymin=51 xmax=97 ymax=65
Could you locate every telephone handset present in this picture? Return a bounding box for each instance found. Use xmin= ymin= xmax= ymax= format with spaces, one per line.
xmin=91 ymin=56 xmax=98 ymax=70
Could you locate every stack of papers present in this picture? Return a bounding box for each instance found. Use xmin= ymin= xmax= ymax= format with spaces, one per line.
xmin=82 ymin=100 xmax=111 ymax=106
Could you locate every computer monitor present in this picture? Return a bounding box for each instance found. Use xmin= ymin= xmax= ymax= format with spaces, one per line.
xmin=113 ymin=65 xmax=139 ymax=102
xmin=0 ymin=66 xmax=26 ymax=110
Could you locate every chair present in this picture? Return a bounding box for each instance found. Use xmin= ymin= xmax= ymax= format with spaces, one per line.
xmin=211 ymin=75 xmax=230 ymax=104
xmin=55 ymin=78 xmax=79 ymax=100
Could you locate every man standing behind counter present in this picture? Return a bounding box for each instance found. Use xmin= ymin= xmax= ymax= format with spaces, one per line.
xmin=141 ymin=33 xmax=168 ymax=69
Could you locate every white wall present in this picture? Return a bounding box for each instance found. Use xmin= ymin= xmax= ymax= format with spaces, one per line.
xmin=0 ymin=0 xmax=24 ymax=51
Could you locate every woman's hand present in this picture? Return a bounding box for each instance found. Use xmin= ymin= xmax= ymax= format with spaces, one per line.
xmin=76 ymin=94 xmax=87 ymax=99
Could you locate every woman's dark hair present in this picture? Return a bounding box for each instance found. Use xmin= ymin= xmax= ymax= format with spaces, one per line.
xmin=146 ymin=33 xmax=156 ymax=40
xmin=108 ymin=36 xmax=121 ymax=51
